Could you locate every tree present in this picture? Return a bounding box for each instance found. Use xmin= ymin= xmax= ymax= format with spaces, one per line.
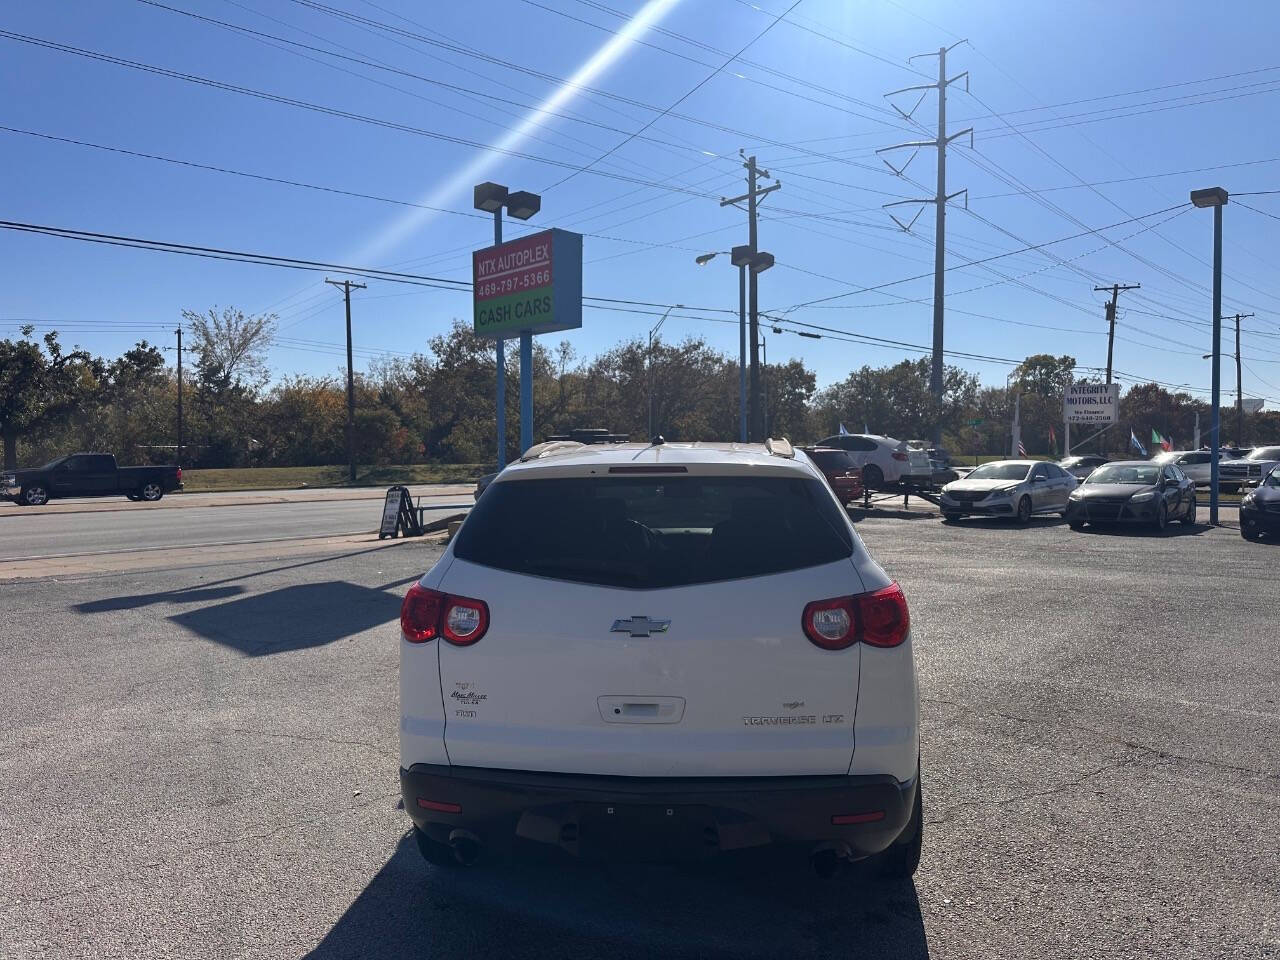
xmin=182 ymin=306 xmax=277 ymax=390
xmin=0 ymin=327 xmax=101 ymax=470
xmin=813 ymin=358 xmax=977 ymax=443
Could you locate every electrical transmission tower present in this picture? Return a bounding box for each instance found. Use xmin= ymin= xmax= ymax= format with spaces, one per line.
xmin=1094 ymin=282 xmax=1141 ymax=384
xmin=876 ymin=40 xmax=972 ymax=445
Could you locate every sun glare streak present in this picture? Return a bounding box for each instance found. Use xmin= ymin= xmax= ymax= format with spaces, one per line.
xmin=347 ymin=0 xmax=684 ymax=267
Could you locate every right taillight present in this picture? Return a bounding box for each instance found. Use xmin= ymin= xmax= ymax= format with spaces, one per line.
xmin=803 ymin=583 xmax=909 ymax=650
xmin=401 ymin=584 xmax=490 ymax=646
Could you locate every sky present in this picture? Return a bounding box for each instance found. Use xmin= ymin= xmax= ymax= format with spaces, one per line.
xmin=4 ymin=0 xmax=1280 ymax=409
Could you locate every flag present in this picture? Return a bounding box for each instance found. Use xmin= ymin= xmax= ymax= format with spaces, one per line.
xmin=1048 ymin=425 xmax=1057 ymax=453
xmin=1163 ymin=435 xmax=1173 ymax=452
xmin=863 ymin=422 xmax=869 ymax=434
xmin=1130 ymin=429 xmax=1147 ymax=456
xmin=838 ymin=423 xmax=849 ymax=436
xmin=1018 ymin=439 xmax=1027 ymax=456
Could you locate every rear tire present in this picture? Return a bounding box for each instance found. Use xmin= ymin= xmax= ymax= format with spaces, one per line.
xmin=862 ymin=464 xmax=884 ymax=491
xmin=412 ymin=826 xmax=458 ymax=867
xmin=139 ymin=482 xmax=164 ymax=502
xmin=878 ymin=765 xmax=922 ymax=881
xmin=1015 ymin=495 xmax=1032 ymax=525
xmin=20 ymin=485 xmax=48 ymax=506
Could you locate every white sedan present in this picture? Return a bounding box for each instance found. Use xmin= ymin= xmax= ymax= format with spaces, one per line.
xmin=939 ymin=459 xmax=1077 ymax=524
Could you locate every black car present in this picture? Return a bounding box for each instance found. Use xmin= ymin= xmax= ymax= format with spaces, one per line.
xmin=1240 ymin=465 xmax=1280 ymax=541
xmin=1065 ymin=459 xmax=1197 ymax=531
xmin=1058 ymin=454 xmax=1109 ymax=481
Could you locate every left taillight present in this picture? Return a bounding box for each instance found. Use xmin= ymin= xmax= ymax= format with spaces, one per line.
xmin=400 ymin=584 xmax=489 ymax=646
xmin=892 ymin=451 xmax=909 ymax=462
xmin=176 ymin=466 xmax=183 ymax=482
xmin=802 ymin=583 xmax=910 ymax=650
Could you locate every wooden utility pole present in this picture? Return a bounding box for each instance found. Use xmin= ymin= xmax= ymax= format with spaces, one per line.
xmin=175 ymin=324 xmax=183 ymax=466
xmin=1222 ymin=312 xmax=1254 ymax=442
xmin=721 ymin=154 xmax=779 ymax=440
xmin=325 ymin=278 xmax=367 ymax=484
xmin=1095 ymin=282 xmax=1141 ymax=384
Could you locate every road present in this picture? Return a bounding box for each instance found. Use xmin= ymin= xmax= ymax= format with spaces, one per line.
xmin=0 ymin=487 xmax=473 ymax=563
xmin=0 ymin=512 xmax=1276 ymax=959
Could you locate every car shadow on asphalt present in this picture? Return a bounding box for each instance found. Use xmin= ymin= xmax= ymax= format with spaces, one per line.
xmin=940 ymin=516 xmax=1066 ymax=529
xmin=73 ymin=584 xmax=247 ymax=614
xmin=166 ymin=580 xmax=400 ymax=656
xmin=1071 ymin=522 xmax=1211 ymax=538
xmin=305 ymin=835 xmax=930 ymax=960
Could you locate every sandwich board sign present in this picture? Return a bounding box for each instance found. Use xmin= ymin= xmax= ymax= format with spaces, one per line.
xmin=1064 ymin=382 xmax=1119 ymax=424
xmin=472 ymin=228 xmax=583 ymax=339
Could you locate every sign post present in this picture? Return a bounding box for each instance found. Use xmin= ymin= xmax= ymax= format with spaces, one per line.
xmin=473 ymin=228 xmax=583 ymax=454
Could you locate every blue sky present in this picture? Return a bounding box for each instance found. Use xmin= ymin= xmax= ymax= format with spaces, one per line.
xmin=4 ymin=0 xmax=1280 ymax=405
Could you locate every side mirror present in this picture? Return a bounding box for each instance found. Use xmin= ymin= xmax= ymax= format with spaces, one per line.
xmin=1033 ymin=474 xmax=1047 ymax=483
xmin=1243 ymin=479 xmax=1260 ymax=490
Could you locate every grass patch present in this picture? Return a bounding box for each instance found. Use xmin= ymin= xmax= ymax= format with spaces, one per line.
xmin=183 ymin=463 xmax=488 ymax=493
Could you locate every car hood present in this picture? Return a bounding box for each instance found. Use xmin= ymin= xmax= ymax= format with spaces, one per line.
xmin=1076 ymin=483 xmax=1156 ymax=498
xmin=1246 ymin=485 xmax=1280 ymax=503
xmin=944 ymin=478 xmax=1023 ymax=493
xmin=1224 ymin=457 xmax=1280 ymax=467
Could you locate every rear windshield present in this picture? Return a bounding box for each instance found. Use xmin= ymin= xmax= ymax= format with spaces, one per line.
xmin=807 ymin=450 xmax=855 ymax=471
xmin=454 ymin=475 xmax=854 ymax=588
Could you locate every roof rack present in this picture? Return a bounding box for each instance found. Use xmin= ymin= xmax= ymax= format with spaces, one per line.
xmin=517 ymin=440 xmax=585 ymax=463
xmin=765 ymin=437 xmax=795 ymax=459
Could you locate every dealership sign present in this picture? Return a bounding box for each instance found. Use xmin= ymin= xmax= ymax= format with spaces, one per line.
xmin=472 ymin=228 xmax=582 ymax=339
xmin=1063 ymin=382 xmax=1120 ymax=423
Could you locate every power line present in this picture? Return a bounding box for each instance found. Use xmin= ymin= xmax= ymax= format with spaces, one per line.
xmin=539 ymin=0 xmax=804 ymax=192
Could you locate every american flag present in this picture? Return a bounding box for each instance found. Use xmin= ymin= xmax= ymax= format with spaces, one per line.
xmin=1018 ymin=439 xmax=1028 ymax=456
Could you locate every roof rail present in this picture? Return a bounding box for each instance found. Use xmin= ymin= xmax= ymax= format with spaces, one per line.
xmin=765 ymin=437 xmax=795 ymax=459
xmin=517 ymin=440 xmax=585 ymax=462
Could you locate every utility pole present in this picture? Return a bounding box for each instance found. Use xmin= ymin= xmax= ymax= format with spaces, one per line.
xmin=721 ymin=154 xmax=779 ymax=441
xmin=325 ymin=278 xmax=367 ymax=484
xmin=878 ymin=40 xmax=972 ymax=445
xmin=1222 ymin=312 xmax=1254 ymax=442
xmin=175 ymin=325 xmax=183 ymax=468
xmin=1094 ymin=282 xmax=1141 ymax=384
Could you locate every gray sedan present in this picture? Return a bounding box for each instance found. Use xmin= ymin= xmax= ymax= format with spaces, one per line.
xmin=1065 ymin=460 xmax=1197 ymax=531
xmin=940 ymin=459 xmax=1076 ymax=524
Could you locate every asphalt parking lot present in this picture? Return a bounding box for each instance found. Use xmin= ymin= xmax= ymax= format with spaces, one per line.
xmin=1 ymin=512 xmax=1276 ymax=959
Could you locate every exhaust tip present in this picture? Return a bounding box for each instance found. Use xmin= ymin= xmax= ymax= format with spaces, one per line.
xmin=810 ymin=849 xmax=841 ymax=879
xmin=448 ymin=828 xmax=483 ymax=866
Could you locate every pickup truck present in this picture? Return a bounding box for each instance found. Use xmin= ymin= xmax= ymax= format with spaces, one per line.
xmin=2 ymin=453 xmax=183 ymax=506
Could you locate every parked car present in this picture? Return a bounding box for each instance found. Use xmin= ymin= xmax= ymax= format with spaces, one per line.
xmin=1218 ymin=445 xmax=1280 ymax=492
xmin=1 ymin=452 xmax=182 ymax=506
xmin=930 ymin=459 xmax=959 ymax=487
xmin=399 ymin=439 xmax=922 ymax=877
xmin=815 ymin=433 xmax=932 ymax=490
xmin=1065 ymin=460 xmax=1196 ymax=531
xmin=907 ymin=441 xmax=952 ymax=467
xmin=1151 ymin=449 xmax=1232 ymax=486
xmin=1240 ymin=465 xmax=1280 ymax=541
xmin=799 ymin=447 xmax=865 ymax=504
xmin=1058 ymin=454 xmax=1109 ymax=481
xmin=939 ymin=459 xmax=1076 ymax=524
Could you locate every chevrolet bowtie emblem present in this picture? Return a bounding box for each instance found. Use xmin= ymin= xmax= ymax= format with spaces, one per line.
xmin=610 ymin=616 xmax=671 ymax=638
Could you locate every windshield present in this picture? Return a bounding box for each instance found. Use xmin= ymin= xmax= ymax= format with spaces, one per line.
xmin=1248 ymin=446 xmax=1280 ymax=460
xmin=1265 ymin=467 xmax=1280 ymax=487
xmin=1088 ymin=464 xmax=1160 ymax=485
xmin=966 ymin=462 xmax=1031 ymax=481
xmin=1152 ymin=452 xmax=1176 ymax=464
xmin=37 ymin=457 xmax=66 ymax=471
xmin=454 ymin=475 xmax=854 ymax=589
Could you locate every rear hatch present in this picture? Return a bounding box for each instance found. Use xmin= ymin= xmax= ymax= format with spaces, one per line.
xmin=437 ymin=472 xmax=866 ymax=777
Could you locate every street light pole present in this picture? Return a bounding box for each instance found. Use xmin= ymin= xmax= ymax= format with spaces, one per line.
xmin=1191 ymin=187 xmax=1228 ymax=525
xmin=493 ymin=208 xmax=506 ymax=470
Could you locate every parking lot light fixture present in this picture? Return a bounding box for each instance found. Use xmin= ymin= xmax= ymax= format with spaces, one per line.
xmin=1190 ymin=186 xmax=1228 ymax=524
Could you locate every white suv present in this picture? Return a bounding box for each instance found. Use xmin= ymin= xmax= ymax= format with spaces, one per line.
xmin=399 ymin=439 xmax=922 ymax=878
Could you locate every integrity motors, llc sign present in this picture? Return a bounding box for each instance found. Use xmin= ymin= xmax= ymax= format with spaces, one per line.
xmin=1064 ymin=382 xmax=1120 ymax=423
xmin=472 ymin=228 xmax=583 ymax=339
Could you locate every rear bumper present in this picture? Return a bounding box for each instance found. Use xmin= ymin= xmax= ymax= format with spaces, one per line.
xmin=401 ymin=764 xmax=916 ymax=860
